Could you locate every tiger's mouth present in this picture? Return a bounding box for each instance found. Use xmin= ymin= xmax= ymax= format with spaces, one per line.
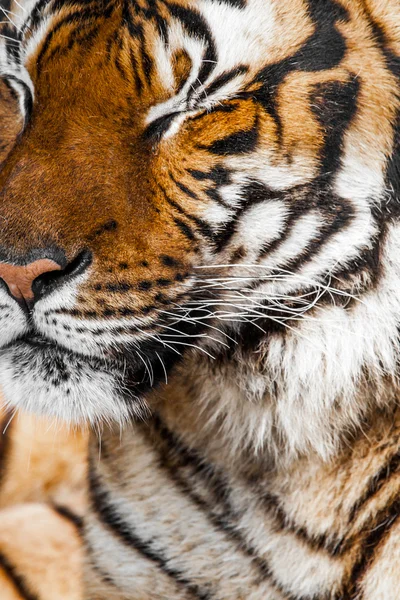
xmin=2 ymin=331 xmax=113 ymax=362
xmin=0 ymin=307 xmax=206 ymax=425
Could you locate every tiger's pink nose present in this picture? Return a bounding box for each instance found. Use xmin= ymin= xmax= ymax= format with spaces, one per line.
xmin=0 ymin=259 xmax=62 ymax=302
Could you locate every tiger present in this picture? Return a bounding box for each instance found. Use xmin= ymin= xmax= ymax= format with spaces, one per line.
xmin=0 ymin=0 xmax=399 ymax=598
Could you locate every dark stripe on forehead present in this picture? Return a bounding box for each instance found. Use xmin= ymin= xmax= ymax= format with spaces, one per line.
xmin=34 ymin=5 xmax=114 ymax=75
xmin=167 ymin=3 xmax=217 ymax=93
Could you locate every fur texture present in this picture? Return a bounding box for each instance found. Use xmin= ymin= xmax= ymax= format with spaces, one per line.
xmin=0 ymin=0 xmax=399 ymax=598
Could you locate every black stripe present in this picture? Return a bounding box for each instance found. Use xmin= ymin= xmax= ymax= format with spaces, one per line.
xmin=200 ymin=66 xmax=248 ymax=100
xmin=0 ymin=551 xmax=39 ymax=600
xmin=161 ymin=183 xmax=215 ymax=241
xmin=138 ymin=27 xmax=153 ymax=78
xmin=250 ymin=180 xmax=356 ymax=276
xmin=143 ymin=416 xmax=333 ymax=600
xmin=188 ymin=166 xmax=232 ymax=209
xmin=277 ymin=192 xmax=355 ymax=275
xmin=3 ymin=75 xmax=33 ymax=124
xmin=34 ymin=12 xmax=79 ymax=75
xmin=144 ymin=418 xmax=274 ymax=582
xmin=144 ymin=112 xmax=181 ymax=141
xmin=330 ymin=203 xmax=387 ymax=293
xmin=88 ymin=464 xmax=214 ymax=600
xmin=150 ymin=408 xmax=400 ymax=591
xmin=174 ymin=217 xmax=197 ymax=241
xmin=214 ymin=180 xmax=284 ymax=252
xmin=359 ymin=0 xmax=400 ymax=79
xmin=348 ymin=449 xmax=400 ymax=524
xmin=171 ymin=177 xmax=199 ymax=201
xmin=1 ymin=77 xmax=18 ymax=102
xmin=0 ymin=0 xmax=12 ymax=13
xmin=122 ymin=0 xmax=142 ymax=38
xmin=217 ymin=0 xmax=246 ymax=7
xmin=360 ymin=12 xmax=400 ymax=220
xmin=129 ymin=48 xmax=144 ymax=94
xmin=149 ymin=415 xmax=356 ymax=561
xmin=46 ymin=22 xmax=101 ymax=63
xmin=83 ymin=536 xmax=119 ymax=589
xmin=52 ymin=503 xmax=84 ymax=531
xmin=115 ymin=53 xmax=128 ymax=82
xmin=167 ymin=3 xmax=217 ymax=93
xmin=189 ymin=103 xmax=240 ymax=123
xmin=2 ymin=23 xmax=21 ymax=64
xmin=253 ymin=0 xmax=348 ymax=140
xmin=310 ymin=77 xmax=360 ymax=181
xmin=34 ymin=4 xmax=112 ymax=75
xmin=89 ymin=560 xmax=119 ymax=589
xmin=199 ymin=119 xmax=258 ymax=156
xmin=341 ymin=495 xmax=400 ymax=599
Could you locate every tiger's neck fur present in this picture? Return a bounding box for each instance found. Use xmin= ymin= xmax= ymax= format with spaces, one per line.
xmin=86 ymin=374 xmax=400 ymax=599
xmin=147 ymin=218 xmax=400 ymax=466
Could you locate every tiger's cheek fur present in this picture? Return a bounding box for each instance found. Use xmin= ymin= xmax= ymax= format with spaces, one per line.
xmin=0 ymin=25 xmax=266 ymax=320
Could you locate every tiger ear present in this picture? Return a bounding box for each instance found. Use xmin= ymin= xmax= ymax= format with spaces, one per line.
xmin=0 ymin=77 xmax=23 ymax=165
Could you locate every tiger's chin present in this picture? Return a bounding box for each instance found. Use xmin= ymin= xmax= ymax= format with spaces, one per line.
xmin=0 ymin=337 xmax=152 ymax=425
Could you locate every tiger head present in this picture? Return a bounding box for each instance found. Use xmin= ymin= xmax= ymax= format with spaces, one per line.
xmin=0 ymin=0 xmax=399 ymax=457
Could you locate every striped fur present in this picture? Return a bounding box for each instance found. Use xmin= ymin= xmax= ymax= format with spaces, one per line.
xmin=84 ymin=403 xmax=400 ymax=599
xmin=0 ymin=0 xmax=399 ymax=598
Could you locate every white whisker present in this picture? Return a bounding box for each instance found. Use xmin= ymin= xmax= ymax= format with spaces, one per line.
xmin=0 ymin=33 xmax=21 ymax=43
xmin=155 ymin=351 xmax=168 ymax=385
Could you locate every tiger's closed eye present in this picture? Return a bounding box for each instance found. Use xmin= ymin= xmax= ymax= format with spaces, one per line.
xmin=143 ymin=111 xmax=181 ymax=141
xmin=143 ymin=98 xmax=242 ymax=143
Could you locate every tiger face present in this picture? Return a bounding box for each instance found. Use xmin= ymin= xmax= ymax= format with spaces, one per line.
xmin=0 ymin=0 xmax=399 ymax=441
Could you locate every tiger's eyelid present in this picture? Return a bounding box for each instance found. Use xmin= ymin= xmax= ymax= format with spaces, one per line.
xmin=144 ymin=92 xmax=246 ymax=141
xmin=143 ymin=110 xmax=182 ymax=140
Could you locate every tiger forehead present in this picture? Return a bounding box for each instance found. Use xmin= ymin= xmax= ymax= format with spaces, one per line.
xmin=24 ymin=0 xmax=314 ymax=112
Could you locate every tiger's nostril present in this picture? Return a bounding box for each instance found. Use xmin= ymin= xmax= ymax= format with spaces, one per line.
xmin=0 ymin=259 xmax=62 ymax=304
xmin=0 ymin=249 xmax=92 ymax=306
xmin=31 ymin=250 xmax=92 ymax=302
